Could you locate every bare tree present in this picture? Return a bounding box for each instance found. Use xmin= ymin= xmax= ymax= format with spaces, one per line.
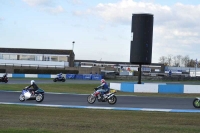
xmin=159 ymin=56 xmax=168 ymax=65
xmin=176 ymin=55 xmax=182 ymax=67
xmin=167 ymin=55 xmax=173 ymax=66
xmin=158 ymin=55 xmax=199 ymax=67
xmin=181 ymin=55 xmax=190 ymax=67
xmin=173 ymin=56 xmax=178 ymax=67
xmin=187 ymin=59 xmax=196 ymax=67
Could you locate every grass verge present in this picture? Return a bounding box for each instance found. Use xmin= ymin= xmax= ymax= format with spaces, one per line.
xmin=0 ymin=104 xmax=200 ymax=133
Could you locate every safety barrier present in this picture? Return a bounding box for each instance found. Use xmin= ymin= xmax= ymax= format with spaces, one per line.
xmin=66 ymin=74 xmax=102 ymax=80
xmin=0 ymin=73 xmax=102 ymax=80
xmin=110 ymin=82 xmax=200 ymax=94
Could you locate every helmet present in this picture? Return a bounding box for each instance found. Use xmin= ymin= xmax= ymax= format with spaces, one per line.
xmin=101 ymin=79 xmax=105 ymax=83
xmin=31 ymin=80 xmax=35 ymax=85
xmin=60 ymin=73 xmax=62 ymax=75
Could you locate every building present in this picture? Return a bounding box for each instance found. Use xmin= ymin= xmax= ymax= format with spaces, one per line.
xmin=0 ymin=47 xmax=75 ymax=67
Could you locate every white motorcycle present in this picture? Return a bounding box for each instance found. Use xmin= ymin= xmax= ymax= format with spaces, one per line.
xmin=19 ymin=87 xmax=45 ymax=102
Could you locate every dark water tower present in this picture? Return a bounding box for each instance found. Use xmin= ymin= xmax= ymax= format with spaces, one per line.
xmin=130 ymin=13 xmax=154 ymax=84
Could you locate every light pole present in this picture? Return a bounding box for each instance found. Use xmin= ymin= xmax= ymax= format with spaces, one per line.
xmin=72 ymin=41 xmax=75 ymax=51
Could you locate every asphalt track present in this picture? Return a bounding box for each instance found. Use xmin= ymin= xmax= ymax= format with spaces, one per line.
xmin=0 ymin=79 xmax=199 ymax=112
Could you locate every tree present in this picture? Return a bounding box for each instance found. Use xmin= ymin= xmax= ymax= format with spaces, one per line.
xmin=158 ymin=54 xmax=199 ymax=67
xmin=181 ymin=55 xmax=190 ymax=67
xmin=173 ymin=56 xmax=178 ymax=67
xmin=159 ymin=56 xmax=167 ymax=65
xmin=176 ymin=55 xmax=182 ymax=67
xmin=167 ymin=55 xmax=173 ymax=66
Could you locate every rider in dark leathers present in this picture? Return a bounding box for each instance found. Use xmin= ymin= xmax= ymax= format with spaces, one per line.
xmin=26 ymin=80 xmax=39 ymax=95
xmin=0 ymin=73 xmax=8 ymax=82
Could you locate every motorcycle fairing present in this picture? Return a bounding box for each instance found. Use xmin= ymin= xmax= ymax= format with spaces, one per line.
xmin=196 ymin=97 xmax=200 ymax=100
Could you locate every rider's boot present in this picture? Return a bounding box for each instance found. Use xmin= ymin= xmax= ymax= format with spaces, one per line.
xmin=97 ymin=94 xmax=101 ymax=99
xmin=103 ymin=94 xmax=107 ymax=98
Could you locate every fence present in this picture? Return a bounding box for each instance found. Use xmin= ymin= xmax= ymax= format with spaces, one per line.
xmin=0 ymin=73 xmax=102 ymax=80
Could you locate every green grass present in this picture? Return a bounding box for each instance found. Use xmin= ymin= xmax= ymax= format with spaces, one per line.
xmin=0 ymin=105 xmax=200 ymax=133
xmin=0 ymin=83 xmax=200 ymax=98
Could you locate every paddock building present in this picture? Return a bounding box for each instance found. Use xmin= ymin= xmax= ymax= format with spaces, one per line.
xmin=0 ymin=47 xmax=166 ymax=75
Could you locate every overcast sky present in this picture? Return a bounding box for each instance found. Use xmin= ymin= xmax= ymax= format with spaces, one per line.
xmin=0 ymin=0 xmax=200 ymax=63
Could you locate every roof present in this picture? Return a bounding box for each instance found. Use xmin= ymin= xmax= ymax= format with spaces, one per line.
xmin=74 ymin=59 xmax=164 ymax=66
xmin=0 ymin=47 xmax=74 ymax=55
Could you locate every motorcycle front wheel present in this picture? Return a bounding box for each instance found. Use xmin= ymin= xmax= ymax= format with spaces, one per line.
xmin=53 ymin=78 xmax=57 ymax=82
xmin=193 ymin=98 xmax=200 ymax=108
xmin=19 ymin=94 xmax=25 ymax=102
xmin=87 ymin=95 xmax=96 ymax=104
xmin=108 ymin=95 xmax=117 ymax=105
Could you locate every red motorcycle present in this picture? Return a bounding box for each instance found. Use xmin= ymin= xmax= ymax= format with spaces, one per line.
xmin=87 ymin=88 xmax=117 ymax=105
xmin=0 ymin=77 xmax=8 ymax=83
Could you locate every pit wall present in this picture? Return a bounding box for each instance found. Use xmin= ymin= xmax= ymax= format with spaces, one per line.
xmin=110 ymin=82 xmax=200 ymax=94
xmin=0 ymin=73 xmax=102 ymax=80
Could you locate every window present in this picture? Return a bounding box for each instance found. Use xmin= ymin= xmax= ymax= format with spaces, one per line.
xmin=59 ymin=56 xmax=67 ymax=62
xmin=51 ymin=56 xmax=58 ymax=61
xmin=20 ymin=55 xmax=35 ymax=60
xmin=0 ymin=54 xmax=17 ymax=60
xmin=35 ymin=56 xmax=43 ymax=61
xmin=9 ymin=55 xmax=17 ymax=60
xmin=3 ymin=54 xmax=9 ymax=60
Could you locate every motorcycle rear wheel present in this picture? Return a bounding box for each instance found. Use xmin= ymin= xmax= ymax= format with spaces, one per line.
xmin=87 ymin=95 xmax=96 ymax=104
xmin=36 ymin=94 xmax=44 ymax=102
xmin=193 ymin=98 xmax=200 ymax=108
xmin=108 ymin=95 xmax=117 ymax=105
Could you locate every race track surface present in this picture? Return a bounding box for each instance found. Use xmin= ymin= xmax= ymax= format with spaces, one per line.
xmin=0 ymin=78 xmax=199 ymax=112
xmin=0 ymin=91 xmax=196 ymax=110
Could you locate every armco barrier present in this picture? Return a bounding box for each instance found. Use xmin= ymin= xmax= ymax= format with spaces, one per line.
xmin=12 ymin=74 xmax=25 ymax=78
xmin=158 ymin=84 xmax=184 ymax=94
xmin=110 ymin=82 xmax=199 ymax=94
xmin=1 ymin=73 xmax=102 ymax=80
xmin=38 ymin=74 xmax=51 ymax=78
xmin=121 ymin=82 xmax=135 ymax=92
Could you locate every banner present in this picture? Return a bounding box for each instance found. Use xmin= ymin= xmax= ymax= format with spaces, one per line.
xmin=92 ymin=74 xmax=102 ymax=80
xmin=75 ymin=74 xmax=83 ymax=79
xmin=83 ymin=74 xmax=92 ymax=80
xmin=66 ymin=74 xmax=76 ymax=79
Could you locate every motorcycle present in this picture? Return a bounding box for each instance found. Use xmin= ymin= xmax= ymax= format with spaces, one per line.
xmin=87 ymin=88 xmax=117 ymax=105
xmin=19 ymin=87 xmax=45 ymax=102
xmin=0 ymin=77 xmax=8 ymax=83
xmin=193 ymin=97 xmax=200 ymax=108
xmin=53 ymin=77 xmax=66 ymax=82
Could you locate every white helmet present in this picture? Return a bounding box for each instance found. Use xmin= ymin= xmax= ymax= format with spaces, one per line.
xmin=31 ymin=80 xmax=35 ymax=85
